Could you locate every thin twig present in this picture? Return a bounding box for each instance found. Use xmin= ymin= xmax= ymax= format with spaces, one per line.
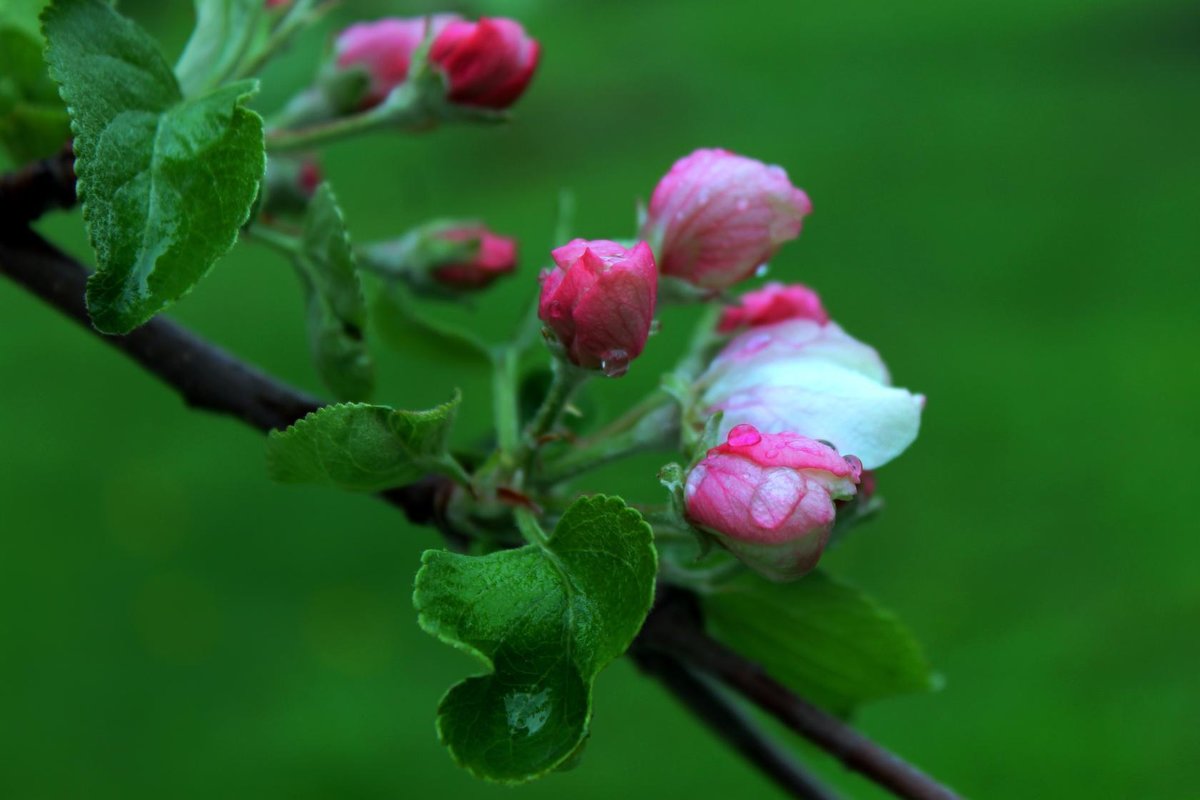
xmin=631 ymin=644 xmax=841 ymax=800
xmin=640 ymin=589 xmax=963 ymax=800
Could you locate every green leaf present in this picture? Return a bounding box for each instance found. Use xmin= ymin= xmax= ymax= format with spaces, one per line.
xmin=414 ymin=495 xmax=657 ymax=783
xmin=0 ymin=24 xmax=69 ymax=162
xmin=42 ymin=0 xmax=265 ymax=333
xmin=701 ymin=570 xmax=938 ymax=716
xmin=175 ymin=0 xmax=268 ymax=96
xmin=266 ymin=395 xmax=467 ymax=491
xmin=291 ymin=183 xmax=374 ymax=400
xmin=372 ymin=286 xmax=492 ymax=365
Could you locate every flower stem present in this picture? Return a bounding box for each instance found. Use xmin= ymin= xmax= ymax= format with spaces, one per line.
xmin=538 ymin=402 xmax=679 ymax=485
xmin=266 ymin=97 xmax=424 ymax=153
xmin=243 ymin=222 xmax=301 ymax=256
xmin=521 ymin=358 xmax=586 ymax=460
xmin=492 ymin=347 xmax=521 ymax=460
xmin=231 ymin=0 xmax=328 ymax=84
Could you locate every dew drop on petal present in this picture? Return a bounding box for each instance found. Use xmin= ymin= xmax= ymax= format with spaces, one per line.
xmin=736 ymin=198 xmax=750 ymax=212
xmin=728 ymin=424 xmax=762 ymax=447
xmin=600 ymin=349 xmax=630 ymax=377
xmin=649 ymin=319 xmax=662 ymax=335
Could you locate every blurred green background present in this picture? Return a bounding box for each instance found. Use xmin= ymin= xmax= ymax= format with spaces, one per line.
xmin=3 ymin=0 xmax=1199 ymax=797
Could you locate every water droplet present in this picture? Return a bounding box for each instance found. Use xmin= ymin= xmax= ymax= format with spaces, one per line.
xmin=505 ymin=689 xmax=552 ymax=736
xmin=728 ymin=424 xmax=762 ymax=447
xmin=599 ymin=349 xmax=630 ymax=377
xmin=648 ymin=320 xmax=662 ymax=335
xmin=754 ymin=263 xmax=769 ymax=278
xmin=698 ymin=189 xmax=711 ymax=204
xmin=735 ymin=198 xmax=749 ymax=212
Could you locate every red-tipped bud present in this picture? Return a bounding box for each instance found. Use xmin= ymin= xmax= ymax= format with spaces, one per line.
xmin=430 ymin=17 xmax=540 ymax=109
xmin=334 ymin=16 xmax=457 ymax=108
xmin=718 ymin=282 xmax=829 ymax=333
xmin=538 ymin=239 xmax=658 ymax=376
xmin=685 ymin=424 xmax=861 ymax=581
xmin=430 ymin=225 xmax=517 ymax=290
xmin=643 ymin=149 xmax=812 ymax=290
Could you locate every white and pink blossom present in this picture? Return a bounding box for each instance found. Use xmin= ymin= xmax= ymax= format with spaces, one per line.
xmin=699 ymin=318 xmax=923 ymax=469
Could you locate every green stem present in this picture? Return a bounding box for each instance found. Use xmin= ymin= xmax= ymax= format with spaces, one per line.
xmin=231 ymin=0 xmax=327 ymax=83
xmin=492 ymin=347 xmax=521 ymax=460
xmin=266 ymin=98 xmax=424 ymax=153
xmin=517 ymin=358 xmax=587 ymax=469
xmin=244 ymin=223 xmax=301 ymax=256
xmin=537 ymin=403 xmax=680 ymax=485
xmin=514 ymin=506 xmax=549 ymax=547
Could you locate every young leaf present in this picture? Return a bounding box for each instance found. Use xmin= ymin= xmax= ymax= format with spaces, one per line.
xmin=414 ymin=495 xmax=657 ymax=783
xmin=291 ymin=183 xmax=374 ymax=401
xmin=701 ymin=570 xmax=938 ymax=716
xmin=0 ymin=25 xmax=70 ymax=162
xmin=175 ymin=0 xmax=268 ymax=96
xmin=42 ymin=0 xmax=265 ymax=333
xmin=266 ymin=395 xmax=467 ymax=490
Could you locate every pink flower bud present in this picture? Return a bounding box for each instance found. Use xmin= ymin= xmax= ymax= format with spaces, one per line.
xmin=431 ymin=225 xmax=517 ymax=290
xmin=685 ymin=424 xmax=861 ymax=581
xmin=430 ymin=17 xmax=540 ymax=109
xmin=538 ymin=239 xmax=658 ymax=376
xmin=335 ymin=16 xmax=457 ymax=108
xmin=718 ymin=282 xmax=829 ymax=333
xmin=643 ymin=149 xmax=812 ymax=290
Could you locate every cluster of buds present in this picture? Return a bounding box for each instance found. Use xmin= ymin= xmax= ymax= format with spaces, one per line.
xmin=333 ymin=15 xmax=539 ymax=111
xmin=526 ymin=148 xmax=922 ymax=581
xmin=684 ymin=283 xmax=923 ymax=578
xmin=273 ymin=13 xmax=540 ymax=131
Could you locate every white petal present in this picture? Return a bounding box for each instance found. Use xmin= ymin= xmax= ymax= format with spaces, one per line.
xmin=705 ymin=360 xmax=923 ymax=469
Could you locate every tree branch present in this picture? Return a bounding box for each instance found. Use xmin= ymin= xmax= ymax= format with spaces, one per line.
xmin=631 ymin=644 xmax=841 ymax=800
xmin=0 ymin=144 xmax=76 ymax=225
xmin=0 ymin=164 xmax=956 ymax=800
xmin=640 ymin=589 xmax=962 ymax=800
xmin=0 ymin=225 xmax=457 ymax=534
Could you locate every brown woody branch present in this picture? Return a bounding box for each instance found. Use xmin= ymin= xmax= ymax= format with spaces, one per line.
xmin=640 ymin=590 xmax=962 ymax=800
xmin=0 ymin=225 xmax=458 ymax=535
xmin=0 ymin=166 xmax=959 ymax=800
xmin=631 ymin=642 xmax=841 ymax=800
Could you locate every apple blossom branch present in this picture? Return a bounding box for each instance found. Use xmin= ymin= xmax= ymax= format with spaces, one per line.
xmin=0 ymin=176 xmax=958 ymax=800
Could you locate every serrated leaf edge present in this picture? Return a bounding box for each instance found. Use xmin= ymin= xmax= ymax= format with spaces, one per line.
xmin=412 ymin=495 xmax=656 ymax=785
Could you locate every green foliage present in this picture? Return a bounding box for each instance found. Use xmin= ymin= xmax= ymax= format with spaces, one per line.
xmin=0 ymin=7 xmax=69 ymax=163
xmin=175 ymin=0 xmax=267 ymax=96
xmin=414 ymin=496 xmax=657 ymax=783
xmin=291 ymin=183 xmax=374 ymax=400
xmin=42 ymin=0 xmax=265 ymax=333
xmin=701 ymin=570 xmax=938 ymax=716
xmin=266 ymin=395 xmax=468 ymax=490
